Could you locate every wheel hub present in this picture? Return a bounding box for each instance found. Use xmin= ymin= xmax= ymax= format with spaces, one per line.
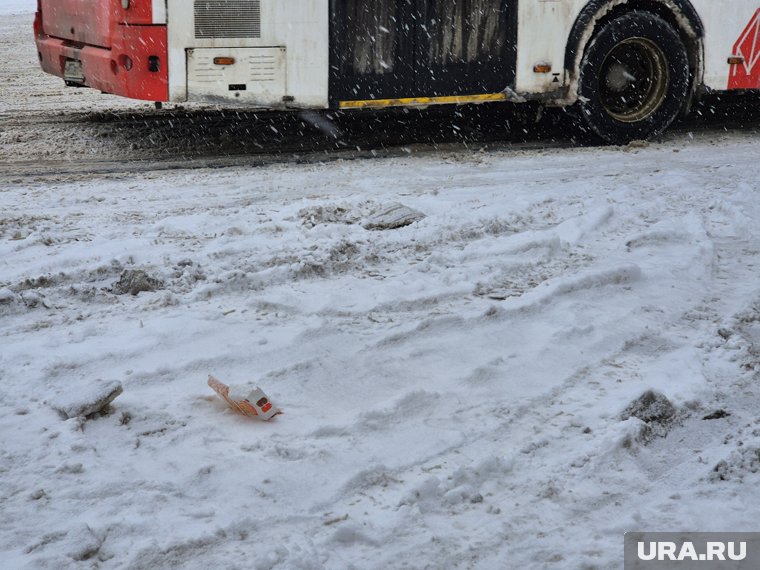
xmin=599 ymin=38 xmax=670 ymax=123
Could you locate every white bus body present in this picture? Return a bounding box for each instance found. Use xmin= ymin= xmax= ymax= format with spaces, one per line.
xmin=35 ymin=0 xmax=760 ymax=142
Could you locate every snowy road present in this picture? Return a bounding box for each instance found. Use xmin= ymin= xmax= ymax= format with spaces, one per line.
xmin=3 ymin=7 xmax=760 ymax=570
xmin=3 ymin=134 xmax=760 ymax=569
xmin=2 ymin=12 xmax=760 ymax=183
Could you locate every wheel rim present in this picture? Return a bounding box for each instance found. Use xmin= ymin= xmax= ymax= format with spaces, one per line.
xmin=599 ymin=37 xmax=670 ymax=123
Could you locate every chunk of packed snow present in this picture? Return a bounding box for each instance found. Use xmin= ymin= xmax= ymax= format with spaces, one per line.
xmin=50 ymin=380 xmax=123 ymax=419
xmin=363 ymin=203 xmax=425 ymax=230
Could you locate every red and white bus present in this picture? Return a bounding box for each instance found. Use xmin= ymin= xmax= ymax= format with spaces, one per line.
xmin=34 ymin=1 xmax=760 ymax=143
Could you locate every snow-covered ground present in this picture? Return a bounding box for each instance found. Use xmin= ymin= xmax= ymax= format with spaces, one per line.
xmin=2 ymin=3 xmax=760 ymax=567
xmin=2 ymin=0 xmax=35 ymax=15
xmin=2 ymin=133 xmax=760 ymax=568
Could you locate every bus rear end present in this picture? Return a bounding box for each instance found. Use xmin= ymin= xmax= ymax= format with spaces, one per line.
xmin=34 ymin=0 xmax=169 ymax=102
xmin=34 ymin=0 xmax=329 ymax=109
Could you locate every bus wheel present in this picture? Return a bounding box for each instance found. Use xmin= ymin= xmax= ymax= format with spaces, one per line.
xmin=575 ymin=11 xmax=689 ymax=145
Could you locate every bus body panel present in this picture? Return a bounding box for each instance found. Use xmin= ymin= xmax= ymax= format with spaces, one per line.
xmin=152 ymin=0 xmax=167 ymax=24
xmin=35 ymin=0 xmax=760 ymax=108
xmin=328 ymin=0 xmax=518 ymax=104
xmin=166 ymin=0 xmax=329 ymax=107
xmin=39 ymin=0 xmax=115 ymax=48
xmin=515 ymin=0 xmax=577 ymax=95
xmin=694 ymin=1 xmax=760 ymax=89
xmin=515 ymin=0 xmax=760 ymax=98
xmin=35 ymin=0 xmax=169 ymax=101
xmin=39 ymin=0 xmax=163 ymax=42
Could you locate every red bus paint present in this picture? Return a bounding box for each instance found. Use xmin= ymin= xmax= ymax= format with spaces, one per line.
xmin=39 ymin=0 xmax=114 ymax=48
xmin=34 ymin=0 xmax=167 ymax=102
xmin=729 ymin=9 xmax=760 ymax=90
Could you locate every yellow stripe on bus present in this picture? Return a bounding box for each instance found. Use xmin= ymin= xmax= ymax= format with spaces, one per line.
xmin=338 ymin=93 xmax=508 ymax=109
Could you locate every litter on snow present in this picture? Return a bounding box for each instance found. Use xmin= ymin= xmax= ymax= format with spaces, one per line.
xmin=208 ymin=375 xmax=281 ymax=421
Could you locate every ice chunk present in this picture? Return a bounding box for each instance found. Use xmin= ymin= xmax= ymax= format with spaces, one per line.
xmin=51 ymin=380 xmax=123 ymax=419
xmin=363 ymin=203 xmax=425 ymax=230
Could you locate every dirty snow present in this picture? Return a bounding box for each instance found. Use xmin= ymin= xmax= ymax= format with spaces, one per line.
xmin=2 ymin=135 xmax=760 ymax=568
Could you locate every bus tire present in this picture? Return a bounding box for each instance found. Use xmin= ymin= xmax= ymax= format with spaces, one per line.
xmin=575 ymin=11 xmax=689 ymax=145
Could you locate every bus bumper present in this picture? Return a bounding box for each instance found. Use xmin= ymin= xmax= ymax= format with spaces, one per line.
xmin=34 ymin=12 xmax=169 ymax=102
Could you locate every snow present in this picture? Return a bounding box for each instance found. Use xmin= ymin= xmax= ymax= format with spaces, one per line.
xmin=2 ymin=133 xmax=760 ymax=568
xmin=2 ymin=6 xmax=760 ymax=565
xmin=0 ymin=0 xmax=36 ymax=16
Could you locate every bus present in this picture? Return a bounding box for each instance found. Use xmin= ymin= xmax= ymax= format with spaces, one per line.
xmin=34 ymin=0 xmax=760 ymax=144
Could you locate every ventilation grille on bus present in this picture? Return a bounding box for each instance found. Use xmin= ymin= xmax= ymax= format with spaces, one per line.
xmin=194 ymin=0 xmax=261 ymax=39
